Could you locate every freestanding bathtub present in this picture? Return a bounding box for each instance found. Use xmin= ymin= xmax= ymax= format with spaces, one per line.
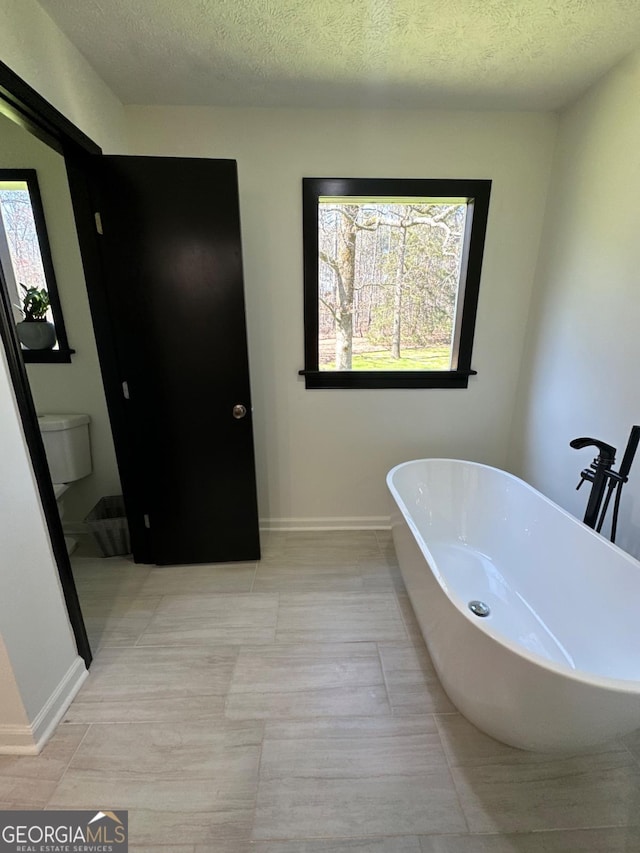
xmin=387 ymin=458 xmax=640 ymax=751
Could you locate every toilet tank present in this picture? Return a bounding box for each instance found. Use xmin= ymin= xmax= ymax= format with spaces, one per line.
xmin=38 ymin=414 xmax=92 ymax=484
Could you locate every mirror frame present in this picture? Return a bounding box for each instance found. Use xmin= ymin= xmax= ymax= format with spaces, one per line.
xmin=0 ymin=59 xmax=101 ymax=666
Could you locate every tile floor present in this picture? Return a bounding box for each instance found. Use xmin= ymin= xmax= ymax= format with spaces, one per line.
xmin=2 ymin=531 xmax=640 ymax=851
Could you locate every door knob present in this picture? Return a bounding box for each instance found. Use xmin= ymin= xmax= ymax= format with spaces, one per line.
xmin=232 ymin=404 xmax=247 ymax=419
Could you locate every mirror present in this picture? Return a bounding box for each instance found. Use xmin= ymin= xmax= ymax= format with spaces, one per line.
xmin=0 ymin=105 xmax=122 ymax=529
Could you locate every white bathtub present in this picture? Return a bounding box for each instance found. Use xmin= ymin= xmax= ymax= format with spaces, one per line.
xmin=386 ymin=458 xmax=640 ymax=751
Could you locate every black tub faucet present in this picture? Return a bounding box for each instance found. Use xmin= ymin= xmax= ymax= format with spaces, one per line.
xmin=570 ymin=426 xmax=640 ymax=541
xmin=570 ymin=437 xmax=616 ymax=530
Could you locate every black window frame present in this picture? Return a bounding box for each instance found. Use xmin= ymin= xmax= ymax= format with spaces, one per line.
xmin=300 ymin=177 xmax=491 ymax=389
xmin=0 ymin=167 xmax=74 ymax=363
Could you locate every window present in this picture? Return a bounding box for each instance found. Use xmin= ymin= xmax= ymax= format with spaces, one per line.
xmin=0 ymin=169 xmax=73 ymax=362
xmin=301 ymin=177 xmax=491 ymax=389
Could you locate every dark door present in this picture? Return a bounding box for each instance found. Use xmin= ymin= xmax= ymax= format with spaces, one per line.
xmin=88 ymin=156 xmax=260 ymax=565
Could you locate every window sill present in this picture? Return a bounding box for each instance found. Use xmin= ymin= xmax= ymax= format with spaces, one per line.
xmin=298 ymin=369 xmax=477 ymax=389
xmin=22 ymin=348 xmax=75 ymax=364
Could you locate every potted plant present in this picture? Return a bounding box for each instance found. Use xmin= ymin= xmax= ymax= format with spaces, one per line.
xmin=16 ymin=284 xmax=57 ymax=350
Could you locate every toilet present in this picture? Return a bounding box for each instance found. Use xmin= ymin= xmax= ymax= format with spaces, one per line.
xmin=38 ymin=414 xmax=92 ymax=553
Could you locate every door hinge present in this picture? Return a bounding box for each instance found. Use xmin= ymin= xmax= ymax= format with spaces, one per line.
xmin=144 ymin=514 xmax=151 ymax=529
xmin=122 ymin=380 xmax=130 ymax=400
xmin=94 ymin=211 xmax=103 ymax=235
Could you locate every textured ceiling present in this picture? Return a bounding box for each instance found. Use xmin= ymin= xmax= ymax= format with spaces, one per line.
xmin=38 ymin=0 xmax=640 ymax=110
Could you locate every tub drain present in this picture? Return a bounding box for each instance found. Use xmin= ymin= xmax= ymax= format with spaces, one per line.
xmin=468 ymin=600 xmax=490 ymax=617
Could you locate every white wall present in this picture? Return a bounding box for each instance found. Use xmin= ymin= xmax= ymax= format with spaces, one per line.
xmin=509 ymin=50 xmax=640 ymax=559
xmin=0 ymin=112 xmax=122 ymax=521
xmin=0 ymin=636 xmax=30 ymax=736
xmin=0 ymin=0 xmax=126 ymax=152
xmin=0 ymin=343 xmax=86 ymax=752
xmin=126 ymin=105 xmax=557 ymax=525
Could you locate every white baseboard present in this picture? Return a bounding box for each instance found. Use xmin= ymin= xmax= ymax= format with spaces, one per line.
xmin=0 ymin=656 xmax=88 ymax=755
xmin=260 ymin=516 xmax=391 ymax=531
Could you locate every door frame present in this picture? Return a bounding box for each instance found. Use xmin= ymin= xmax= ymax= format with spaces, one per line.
xmin=0 ymin=60 xmax=104 ymax=667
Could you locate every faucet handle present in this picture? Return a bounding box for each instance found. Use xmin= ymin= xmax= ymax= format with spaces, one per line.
xmin=576 ymin=467 xmax=595 ymax=490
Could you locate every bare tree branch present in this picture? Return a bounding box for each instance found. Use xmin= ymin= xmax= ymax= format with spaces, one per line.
xmin=319 ymin=295 xmax=338 ymax=320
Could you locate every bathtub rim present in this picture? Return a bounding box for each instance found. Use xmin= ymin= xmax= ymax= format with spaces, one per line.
xmin=387 ymin=457 xmax=640 ymax=696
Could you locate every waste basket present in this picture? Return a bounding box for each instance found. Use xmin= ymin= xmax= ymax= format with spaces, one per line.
xmin=85 ymin=495 xmax=131 ymax=557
